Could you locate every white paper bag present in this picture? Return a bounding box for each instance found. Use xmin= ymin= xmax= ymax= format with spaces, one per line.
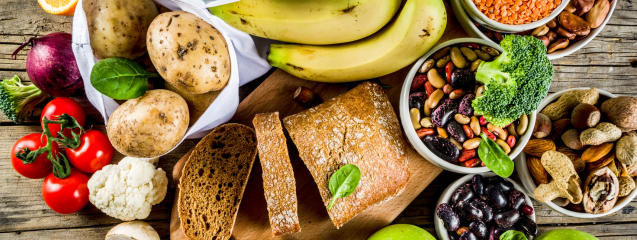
xmin=71 ymin=0 xmax=272 ymax=156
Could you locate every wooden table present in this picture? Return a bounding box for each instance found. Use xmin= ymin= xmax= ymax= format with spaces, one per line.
xmin=1 ymin=1 xmax=636 ymax=239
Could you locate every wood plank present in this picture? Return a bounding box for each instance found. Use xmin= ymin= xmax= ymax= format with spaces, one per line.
xmin=0 ymin=221 xmax=170 ymax=240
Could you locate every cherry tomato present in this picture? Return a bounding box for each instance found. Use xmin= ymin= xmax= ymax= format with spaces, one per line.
xmin=11 ymin=133 xmax=61 ymax=179
xmin=41 ymin=97 xmax=86 ymax=138
xmin=66 ymin=130 xmax=113 ymax=173
xmin=42 ymin=167 xmax=90 ymax=214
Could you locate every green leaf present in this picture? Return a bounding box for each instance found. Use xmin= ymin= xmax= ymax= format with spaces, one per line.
xmin=500 ymin=230 xmax=529 ymax=240
xmin=90 ymin=58 xmax=160 ymax=100
xmin=478 ymin=133 xmax=514 ymax=177
xmin=328 ymin=164 xmax=361 ymax=209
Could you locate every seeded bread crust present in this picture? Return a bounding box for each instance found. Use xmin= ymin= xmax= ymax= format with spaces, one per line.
xmin=282 ymin=81 xmax=410 ymax=228
xmin=178 ymin=123 xmax=257 ymax=240
xmin=253 ymin=112 xmax=301 ymax=236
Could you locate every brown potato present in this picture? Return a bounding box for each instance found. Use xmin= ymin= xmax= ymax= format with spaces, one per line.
xmin=147 ymin=11 xmax=231 ymax=94
xmin=107 ymin=89 xmax=189 ymax=158
xmin=83 ymin=0 xmax=158 ymax=60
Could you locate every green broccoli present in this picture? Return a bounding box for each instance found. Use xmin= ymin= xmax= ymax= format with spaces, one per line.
xmin=0 ymin=75 xmax=49 ymax=124
xmin=472 ymin=35 xmax=553 ymax=127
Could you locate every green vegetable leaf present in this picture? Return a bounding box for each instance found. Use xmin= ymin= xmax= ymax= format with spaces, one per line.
xmin=478 ymin=133 xmax=514 ymax=177
xmin=90 ymin=58 xmax=160 ymax=100
xmin=500 ymin=230 xmax=529 ymax=240
xmin=328 ymin=164 xmax=361 ymax=209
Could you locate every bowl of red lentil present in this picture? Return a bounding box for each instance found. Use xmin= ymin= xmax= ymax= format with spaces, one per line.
xmin=460 ymin=0 xmax=570 ymax=32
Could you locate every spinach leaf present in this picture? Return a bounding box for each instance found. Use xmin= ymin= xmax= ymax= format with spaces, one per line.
xmin=500 ymin=230 xmax=528 ymax=240
xmin=90 ymin=58 xmax=160 ymax=100
xmin=478 ymin=133 xmax=514 ymax=177
xmin=328 ymin=164 xmax=361 ymax=209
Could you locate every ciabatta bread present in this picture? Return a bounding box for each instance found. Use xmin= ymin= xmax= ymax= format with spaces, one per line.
xmin=253 ymin=112 xmax=301 ymax=236
xmin=282 ymin=81 xmax=410 ymax=228
xmin=178 ymin=123 xmax=258 ymax=240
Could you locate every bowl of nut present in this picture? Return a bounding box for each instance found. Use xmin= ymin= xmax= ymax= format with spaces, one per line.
xmin=453 ymin=0 xmax=617 ymax=59
xmin=516 ymin=87 xmax=637 ymax=218
xmin=399 ymin=38 xmax=537 ymax=174
xmin=459 ymin=0 xmax=569 ymax=33
xmin=435 ymin=173 xmax=538 ymax=239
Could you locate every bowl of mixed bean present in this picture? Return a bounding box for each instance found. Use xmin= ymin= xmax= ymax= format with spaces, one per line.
xmin=459 ymin=0 xmax=569 ymax=33
xmin=399 ymin=38 xmax=535 ymax=174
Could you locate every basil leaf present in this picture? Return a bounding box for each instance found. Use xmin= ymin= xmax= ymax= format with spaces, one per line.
xmin=500 ymin=230 xmax=529 ymax=240
xmin=328 ymin=164 xmax=361 ymax=209
xmin=90 ymin=58 xmax=160 ymax=100
xmin=478 ymin=133 xmax=514 ymax=177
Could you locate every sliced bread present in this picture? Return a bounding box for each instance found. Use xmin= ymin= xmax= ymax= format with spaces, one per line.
xmin=178 ymin=123 xmax=258 ymax=240
xmin=253 ymin=112 xmax=301 ymax=236
xmin=282 ymin=81 xmax=410 ymax=228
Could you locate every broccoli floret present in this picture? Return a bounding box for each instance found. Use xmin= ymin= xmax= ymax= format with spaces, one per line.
xmin=472 ymin=35 xmax=553 ymax=127
xmin=0 ymin=75 xmax=49 ymax=124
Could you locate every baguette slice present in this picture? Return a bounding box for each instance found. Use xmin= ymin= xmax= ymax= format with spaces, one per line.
xmin=253 ymin=112 xmax=301 ymax=236
xmin=178 ymin=123 xmax=258 ymax=240
xmin=282 ymin=81 xmax=410 ymax=228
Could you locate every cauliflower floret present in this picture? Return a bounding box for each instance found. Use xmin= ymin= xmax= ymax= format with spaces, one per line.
xmin=88 ymin=157 xmax=168 ymax=221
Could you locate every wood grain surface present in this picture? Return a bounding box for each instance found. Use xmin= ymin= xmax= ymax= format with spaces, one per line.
xmin=0 ymin=0 xmax=636 ymax=239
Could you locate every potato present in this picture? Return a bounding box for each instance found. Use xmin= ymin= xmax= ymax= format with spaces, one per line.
xmin=107 ymin=89 xmax=189 ymax=158
xmin=83 ymin=0 xmax=158 ymax=60
xmin=165 ymin=81 xmax=220 ymax=126
xmin=147 ymin=11 xmax=231 ymax=94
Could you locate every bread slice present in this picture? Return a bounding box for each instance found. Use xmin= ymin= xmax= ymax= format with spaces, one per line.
xmin=253 ymin=112 xmax=301 ymax=236
xmin=178 ymin=123 xmax=258 ymax=240
xmin=282 ymin=81 xmax=410 ymax=228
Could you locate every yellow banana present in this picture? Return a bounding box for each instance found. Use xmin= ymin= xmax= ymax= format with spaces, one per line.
xmin=209 ymin=0 xmax=401 ymax=45
xmin=267 ymin=0 xmax=447 ymax=83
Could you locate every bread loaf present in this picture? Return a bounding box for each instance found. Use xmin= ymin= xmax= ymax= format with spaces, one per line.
xmin=282 ymin=81 xmax=410 ymax=228
xmin=178 ymin=123 xmax=258 ymax=240
xmin=253 ymin=112 xmax=301 ymax=236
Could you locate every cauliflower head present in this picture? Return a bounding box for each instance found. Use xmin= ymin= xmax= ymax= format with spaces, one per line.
xmin=88 ymin=157 xmax=168 ymax=221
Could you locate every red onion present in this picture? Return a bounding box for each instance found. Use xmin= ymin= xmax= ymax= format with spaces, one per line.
xmin=12 ymin=32 xmax=84 ymax=97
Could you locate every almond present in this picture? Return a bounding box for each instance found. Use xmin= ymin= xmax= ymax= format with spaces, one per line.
xmin=582 ymin=142 xmax=614 ymax=162
xmin=549 ymin=119 xmax=571 ymax=142
xmin=527 ymin=156 xmax=550 ymax=184
xmin=523 ymin=139 xmax=557 ymax=157
xmin=587 ymin=152 xmax=615 ymax=172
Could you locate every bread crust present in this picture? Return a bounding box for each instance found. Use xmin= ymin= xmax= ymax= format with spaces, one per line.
xmin=253 ymin=112 xmax=301 ymax=236
xmin=178 ymin=123 xmax=258 ymax=240
xmin=282 ymin=81 xmax=410 ymax=228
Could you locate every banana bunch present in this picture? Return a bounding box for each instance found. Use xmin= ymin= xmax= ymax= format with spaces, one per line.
xmin=211 ymin=0 xmax=447 ymax=82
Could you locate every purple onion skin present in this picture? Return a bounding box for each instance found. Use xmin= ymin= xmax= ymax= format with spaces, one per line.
xmin=13 ymin=32 xmax=84 ymax=97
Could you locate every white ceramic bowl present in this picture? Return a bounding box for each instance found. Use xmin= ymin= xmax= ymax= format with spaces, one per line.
xmin=434 ymin=172 xmax=537 ymax=240
xmin=399 ymin=38 xmax=537 ymax=174
xmin=460 ymin=0 xmax=570 ymax=33
xmin=452 ymin=0 xmax=618 ymax=59
xmin=515 ymin=87 xmax=637 ymax=218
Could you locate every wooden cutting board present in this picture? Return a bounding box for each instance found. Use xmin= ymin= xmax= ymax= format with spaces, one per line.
xmin=170 ymin=4 xmax=469 ymax=239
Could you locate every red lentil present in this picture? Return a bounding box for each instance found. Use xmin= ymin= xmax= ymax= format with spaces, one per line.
xmin=473 ymin=0 xmax=560 ymax=24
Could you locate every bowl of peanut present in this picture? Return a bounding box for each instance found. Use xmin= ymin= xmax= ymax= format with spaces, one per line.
xmin=459 ymin=0 xmax=570 ymax=33
xmin=399 ymin=38 xmax=536 ymax=174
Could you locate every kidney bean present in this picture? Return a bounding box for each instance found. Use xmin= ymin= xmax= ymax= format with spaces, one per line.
xmin=429 ymin=89 xmax=444 ymax=108
xmin=428 ymin=68 xmax=446 ymax=88
xmin=479 ymin=116 xmax=488 ymax=125
xmin=460 ymin=43 xmax=480 ymax=49
xmin=465 ymin=158 xmax=481 ymax=167
xmin=443 ymin=84 xmax=453 ymax=94
xmin=450 ymin=89 xmax=466 ymax=100
xmin=446 ymin=62 xmax=455 ymax=82
xmin=425 ymin=81 xmax=435 ymax=98
xmin=482 ymin=127 xmax=496 ymax=141
xmin=464 ymin=125 xmax=475 ymax=139
xmin=458 ymin=149 xmax=477 ymax=163
xmin=506 ymin=135 xmax=516 ymax=148
xmin=416 ymin=128 xmax=436 ymax=138
xmin=419 ymin=59 xmax=435 ymax=74
xmin=438 ymin=127 xmax=449 ymax=138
